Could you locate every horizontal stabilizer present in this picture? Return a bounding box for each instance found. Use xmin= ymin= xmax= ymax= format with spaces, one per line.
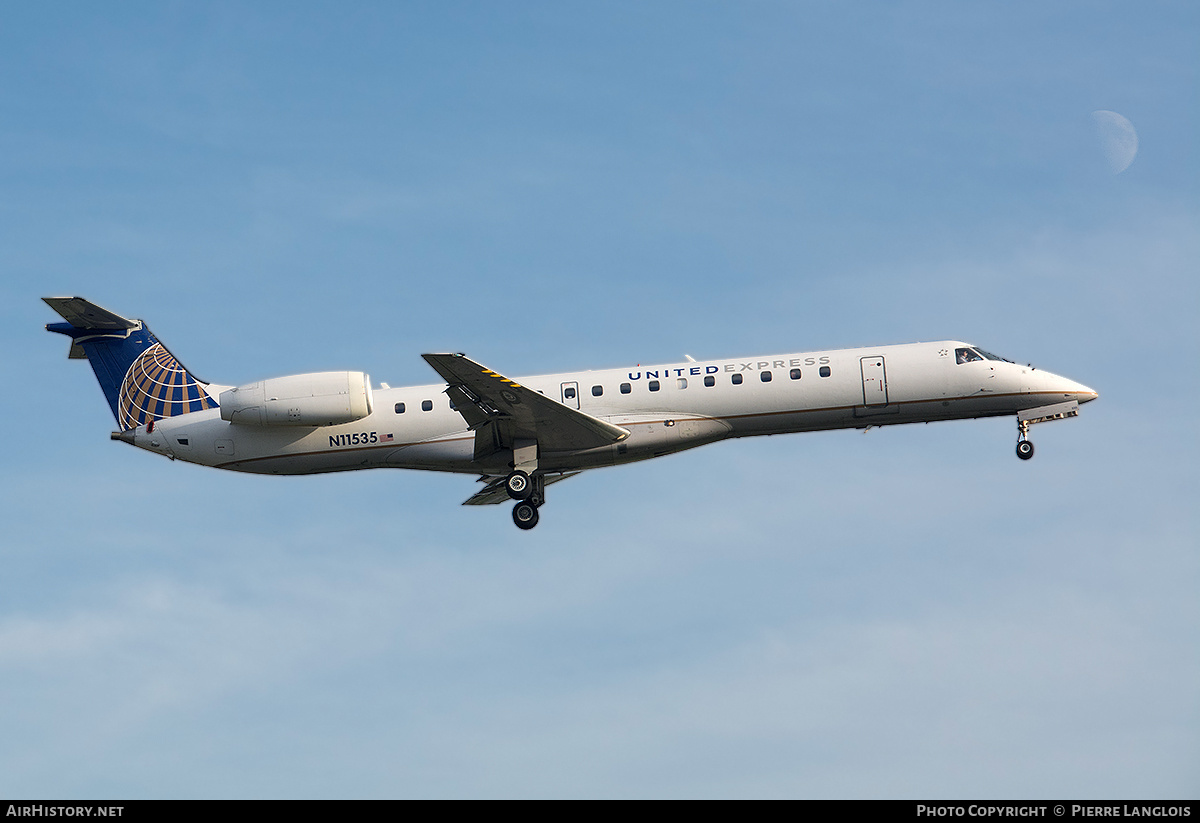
xmin=42 ymin=297 xmax=137 ymax=330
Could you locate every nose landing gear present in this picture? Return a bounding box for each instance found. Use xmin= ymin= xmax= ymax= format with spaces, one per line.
xmin=1016 ymin=418 xmax=1034 ymax=460
xmin=1016 ymin=435 xmax=1034 ymax=460
xmin=1015 ymin=400 xmax=1080 ymax=461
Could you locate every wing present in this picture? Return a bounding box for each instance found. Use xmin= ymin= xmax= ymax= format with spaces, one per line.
xmin=463 ymin=471 xmax=581 ymax=505
xmin=422 ymin=353 xmax=629 ymax=457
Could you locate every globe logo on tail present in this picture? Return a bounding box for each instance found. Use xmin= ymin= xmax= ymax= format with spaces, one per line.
xmin=117 ymin=343 xmax=217 ymax=430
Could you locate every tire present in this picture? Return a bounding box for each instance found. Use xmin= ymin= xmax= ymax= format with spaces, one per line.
xmin=505 ymin=470 xmax=532 ymax=500
xmin=512 ymin=501 xmax=539 ymax=530
xmin=1016 ymin=440 xmax=1034 ymax=460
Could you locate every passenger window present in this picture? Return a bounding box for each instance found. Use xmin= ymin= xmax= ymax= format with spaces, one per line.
xmin=677 ymin=378 xmax=687 ymax=389
xmin=819 ymin=366 xmax=831 ymax=378
xmin=620 ymin=383 xmax=631 ymax=394
xmin=564 ymin=387 xmax=576 ymax=399
xmin=704 ymin=375 xmax=715 ymax=387
xmin=421 ymin=400 xmax=433 ymax=411
xmin=761 ymin=371 xmax=772 ymax=382
xmin=732 ymin=374 xmax=743 ymax=385
xmin=592 ymin=385 xmax=603 ymax=397
xmin=790 ymin=368 xmax=801 ymax=380
xmin=395 ymin=402 xmax=405 ymax=414
xmin=649 ymin=380 xmax=660 ymax=392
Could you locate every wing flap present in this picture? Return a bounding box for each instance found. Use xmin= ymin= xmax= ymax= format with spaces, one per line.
xmin=463 ymin=472 xmax=581 ymax=506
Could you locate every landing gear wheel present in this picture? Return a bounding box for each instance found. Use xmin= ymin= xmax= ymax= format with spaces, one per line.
xmin=505 ymin=470 xmax=532 ymax=500
xmin=1016 ymin=440 xmax=1034 ymax=460
xmin=512 ymin=501 xmax=539 ymax=530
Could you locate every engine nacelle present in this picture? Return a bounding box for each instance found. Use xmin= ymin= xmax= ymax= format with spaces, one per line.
xmin=219 ymin=371 xmax=374 ymax=426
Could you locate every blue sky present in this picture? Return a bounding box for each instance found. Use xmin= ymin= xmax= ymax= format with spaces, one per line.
xmin=1 ymin=2 xmax=1196 ymax=798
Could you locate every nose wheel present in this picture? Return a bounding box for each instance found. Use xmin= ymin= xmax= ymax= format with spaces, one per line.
xmin=1016 ymin=419 xmax=1034 ymax=460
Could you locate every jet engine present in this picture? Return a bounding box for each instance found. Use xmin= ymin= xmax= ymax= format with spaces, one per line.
xmin=219 ymin=371 xmax=374 ymax=426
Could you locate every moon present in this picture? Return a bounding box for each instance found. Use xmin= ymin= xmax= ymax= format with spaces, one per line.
xmin=1092 ymin=110 xmax=1138 ymax=174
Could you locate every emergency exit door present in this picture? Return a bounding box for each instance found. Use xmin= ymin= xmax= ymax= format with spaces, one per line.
xmin=561 ymin=381 xmax=579 ymax=409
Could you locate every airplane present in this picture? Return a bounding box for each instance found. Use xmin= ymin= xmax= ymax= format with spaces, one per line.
xmin=44 ymin=296 xmax=1098 ymax=530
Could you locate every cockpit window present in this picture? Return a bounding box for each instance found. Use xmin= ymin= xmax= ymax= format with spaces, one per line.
xmin=957 ymin=346 xmax=1014 ymax=364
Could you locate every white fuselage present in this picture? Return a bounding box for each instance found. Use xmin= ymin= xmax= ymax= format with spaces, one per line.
xmin=124 ymin=341 xmax=1097 ymax=478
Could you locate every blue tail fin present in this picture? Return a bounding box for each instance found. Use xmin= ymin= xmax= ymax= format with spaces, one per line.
xmin=44 ymin=297 xmax=219 ymax=430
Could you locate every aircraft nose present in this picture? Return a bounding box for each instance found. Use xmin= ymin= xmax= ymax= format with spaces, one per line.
xmin=1071 ymin=380 xmax=1098 ymax=404
xmin=1030 ymin=369 xmax=1098 ymax=404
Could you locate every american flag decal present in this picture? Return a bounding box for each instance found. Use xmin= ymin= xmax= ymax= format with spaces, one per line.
xmin=380 ymin=433 xmax=394 ymax=443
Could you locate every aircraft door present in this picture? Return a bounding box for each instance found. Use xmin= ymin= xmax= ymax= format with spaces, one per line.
xmin=860 ymin=356 xmax=888 ymax=406
xmin=561 ymin=381 xmax=579 ymax=409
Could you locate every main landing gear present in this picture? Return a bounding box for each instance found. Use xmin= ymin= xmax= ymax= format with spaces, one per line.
xmin=506 ymin=469 xmax=545 ymax=531
xmin=505 ymin=469 xmax=532 ymax=500
xmin=512 ymin=500 xmax=539 ymax=530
